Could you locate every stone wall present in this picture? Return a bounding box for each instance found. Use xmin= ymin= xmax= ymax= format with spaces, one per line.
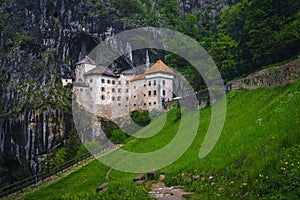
xmin=226 ymin=59 xmax=300 ymax=90
xmin=164 ymin=99 xmax=179 ymax=111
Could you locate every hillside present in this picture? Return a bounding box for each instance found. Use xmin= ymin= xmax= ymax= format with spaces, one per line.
xmin=1 ymin=0 xmax=300 ymax=187
xmin=21 ymin=79 xmax=300 ymax=199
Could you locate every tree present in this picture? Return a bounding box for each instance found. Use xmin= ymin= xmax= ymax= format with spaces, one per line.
xmin=213 ymin=0 xmax=300 ymax=79
xmin=0 ymin=153 xmax=8 ymax=185
xmin=210 ymin=33 xmax=238 ymax=81
xmin=110 ymin=129 xmax=128 ymax=144
xmin=64 ymin=127 xmax=81 ymax=161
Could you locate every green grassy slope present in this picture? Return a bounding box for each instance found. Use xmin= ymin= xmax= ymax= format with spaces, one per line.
xmin=24 ymin=81 xmax=300 ymax=199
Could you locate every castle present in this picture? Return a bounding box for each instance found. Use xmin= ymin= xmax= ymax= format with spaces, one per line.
xmin=73 ymin=56 xmax=174 ymax=120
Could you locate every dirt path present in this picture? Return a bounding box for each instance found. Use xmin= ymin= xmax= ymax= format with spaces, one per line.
xmin=148 ymin=174 xmax=193 ymax=200
xmin=105 ymin=167 xmax=113 ymax=179
xmin=149 ymin=182 xmax=193 ymax=200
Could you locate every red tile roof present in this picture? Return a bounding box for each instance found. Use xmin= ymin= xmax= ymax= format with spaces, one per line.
xmin=131 ymin=74 xmax=145 ymax=81
xmin=145 ymin=60 xmax=174 ymax=75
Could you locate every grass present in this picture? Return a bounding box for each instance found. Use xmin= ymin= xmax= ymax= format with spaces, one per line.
xmin=21 ymin=80 xmax=300 ymax=199
xmin=20 ymin=160 xmax=108 ymax=200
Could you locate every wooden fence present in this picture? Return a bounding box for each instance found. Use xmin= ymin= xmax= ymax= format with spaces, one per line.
xmin=0 ymin=142 xmax=116 ymax=198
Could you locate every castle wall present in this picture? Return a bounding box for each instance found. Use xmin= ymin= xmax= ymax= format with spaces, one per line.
xmin=74 ymin=61 xmax=175 ymax=119
xmin=130 ymin=75 xmax=173 ymax=112
xmin=130 ymin=78 xmax=150 ymax=111
xmin=111 ymin=74 xmax=131 ymax=119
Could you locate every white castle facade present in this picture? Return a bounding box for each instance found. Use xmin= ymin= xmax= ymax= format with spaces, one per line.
xmin=73 ymin=56 xmax=174 ymax=120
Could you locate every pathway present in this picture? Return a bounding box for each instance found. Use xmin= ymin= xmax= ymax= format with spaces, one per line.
xmin=148 ymin=174 xmax=193 ymax=200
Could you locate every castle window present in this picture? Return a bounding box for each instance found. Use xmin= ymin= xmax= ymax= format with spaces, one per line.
xmin=112 ymin=88 xmax=116 ymax=92
xmin=118 ymin=103 xmax=121 ymax=106
xmin=101 ymin=87 xmax=105 ymax=92
xmin=107 ymin=79 xmax=111 ymax=84
xmin=149 ymin=102 xmax=152 ymax=105
xmin=112 ymin=80 xmax=115 ymax=85
xmin=118 ymin=81 xmax=121 ymax=85
xmin=126 ymin=88 xmax=129 ymax=93
xmin=126 ymin=97 xmax=129 ymax=101
xmin=118 ymin=88 xmax=121 ymax=93
xmin=148 ymin=91 xmax=151 ymax=96
xmin=134 ymin=86 xmax=136 ymax=89
xmin=101 ymin=95 xmax=105 ymax=100
xmin=144 ymin=103 xmax=146 ymax=106
xmin=154 ymin=80 xmax=156 ymax=85
xmin=163 ymin=90 xmax=166 ymax=96
xmin=134 ymin=95 xmax=136 ymax=98
xmin=144 ymin=94 xmax=146 ymax=97
xmin=134 ymin=104 xmax=136 ymax=106
xmin=126 ymin=81 xmax=129 ymax=84
xmin=148 ymin=81 xmax=151 ymax=86
xmin=80 ymin=88 xmax=83 ymax=91
xmin=89 ymin=79 xmax=93 ymax=83
xmin=154 ymin=90 xmax=157 ymax=96
xmin=117 ymin=96 xmax=121 ymax=101
xmin=154 ymin=102 xmax=156 ymax=105
xmin=90 ymin=87 xmax=92 ymax=91
xmin=163 ymin=80 xmax=165 ymax=85
xmin=102 ymin=79 xmax=105 ymax=83
xmin=144 ymin=84 xmax=146 ymax=87
xmin=112 ymin=97 xmax=116 ymax=101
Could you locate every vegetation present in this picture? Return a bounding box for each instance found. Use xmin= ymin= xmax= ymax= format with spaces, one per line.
xmin=1 ymin=0 xmax=300 ymax=198
xmin=210 ymin=0 xmax=300 ymax=81
xmin=100 ymin=118 xmax=129 ymax=144
xmin=0 ymin=152 xmax=31 ymax=189
xmin=24 ymin=80 xmax=300 ymax=199
xmin=111 ymin=0 xmax=300 ymax=86
xmin=1 ymin=0 xmax=299 ymax=88
xmin=130 ymin=110 xmax=151 ymax=127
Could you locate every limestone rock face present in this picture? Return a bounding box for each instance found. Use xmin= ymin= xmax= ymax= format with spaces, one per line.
xmin=0 ymin=0 xmax=124 ymax=172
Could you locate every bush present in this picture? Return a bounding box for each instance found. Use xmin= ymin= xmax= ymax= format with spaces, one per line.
xmin=130 ymin=110 xmax=151 ymax=127
xmin=110 ymin=129 xmax=128 ymax=144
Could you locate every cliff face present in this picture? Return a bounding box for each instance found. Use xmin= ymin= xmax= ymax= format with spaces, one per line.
xmin=0 ymin=0 xmax=238 ymax=174
xmin=0 ymin=0 xmax=121 ymax=172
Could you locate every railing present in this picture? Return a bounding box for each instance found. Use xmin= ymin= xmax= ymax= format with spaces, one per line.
xmin=0 ymin=142 xmax=116 ymax=198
